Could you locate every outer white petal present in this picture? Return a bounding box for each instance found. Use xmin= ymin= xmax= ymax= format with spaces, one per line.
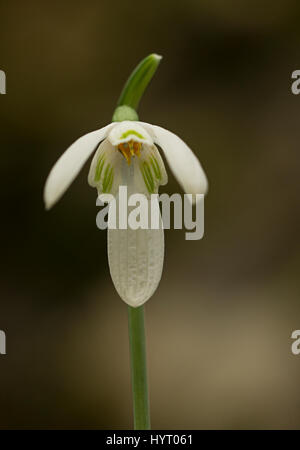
xmin=44 ymin=123 xmax=114 ymax=209
xmin=107 ymin=162 xmax=164 ymax=307
xmin=140 ymin=122 xmax=208 ymax=198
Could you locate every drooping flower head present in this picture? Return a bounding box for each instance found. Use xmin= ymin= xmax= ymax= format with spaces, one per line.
xmin=44 ymin=120 xmax=207 ymax=307
xmin=44 ymin=120 xmax=207 ymax=208
xmin=44 ymin=61 xmax=208 ymax=308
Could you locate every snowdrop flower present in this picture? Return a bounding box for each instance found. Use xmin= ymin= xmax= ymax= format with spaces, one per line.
xmin=44 ymin=54 xmax=210 ymax=432
xmin=44 ymin=120 xmax=207 ymax=306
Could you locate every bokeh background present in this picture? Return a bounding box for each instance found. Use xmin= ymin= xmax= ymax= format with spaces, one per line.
xmin=1 ymin=0 xmax=300 ymax=429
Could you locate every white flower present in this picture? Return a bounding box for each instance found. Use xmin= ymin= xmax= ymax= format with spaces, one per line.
xmin=44 ymin=120 xmax=207 ymax=307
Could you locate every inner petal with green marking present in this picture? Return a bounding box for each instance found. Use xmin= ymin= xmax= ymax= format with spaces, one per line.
xmin=88 ymin=140 xmax=120 ymax=195
xmin=120 ymin=130 xmax=145 ymax=140
xmin=89 ymin=137 xmax=167 ymax=198
xmin=138 ymin=146 xmax=167 ymax=194
xmin=102 ymin=163 xmax=114 ymax=193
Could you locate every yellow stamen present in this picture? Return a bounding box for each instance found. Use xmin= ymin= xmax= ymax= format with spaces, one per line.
xmin=133 ymin=141 xmax=141 ymax=157
xmin=118 ymin=140 xmax=142 ymax=165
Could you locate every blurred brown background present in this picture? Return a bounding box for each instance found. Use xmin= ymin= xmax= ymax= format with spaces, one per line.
xmin=1 ymin=0 xmax=300 ymax=429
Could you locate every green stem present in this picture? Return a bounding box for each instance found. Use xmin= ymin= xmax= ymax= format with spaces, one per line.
xmin=128 ymin=305 xmax=151 ymax=430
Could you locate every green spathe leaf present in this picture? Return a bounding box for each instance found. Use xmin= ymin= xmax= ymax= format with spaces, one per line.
xmin=114 ymin=53 xmax=162 ymax=116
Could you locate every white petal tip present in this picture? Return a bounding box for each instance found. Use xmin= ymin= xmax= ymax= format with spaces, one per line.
xmin=113 ymin=281 xmax=160 ymax=308
xmin=43 ymin=184 xmax=56 ymax=210
xmin=122 ymin=298 xmax=149 ymax=308
xmin=119 ymin=289 xmax=158 ymax=307
xmin=44 ymin=201 xmax=52 ymax=211
xmin=199 ymin=176 xmax=209 ymax=196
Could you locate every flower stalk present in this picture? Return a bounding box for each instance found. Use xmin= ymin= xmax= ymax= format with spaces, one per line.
xmin=128 ymin=305 xmax=150 ymax=430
